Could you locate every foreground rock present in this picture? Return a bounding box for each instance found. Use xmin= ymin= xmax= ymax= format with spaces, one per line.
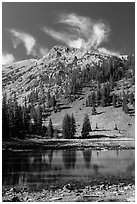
xmin=3 ymin=181 xmax=135 ymax=202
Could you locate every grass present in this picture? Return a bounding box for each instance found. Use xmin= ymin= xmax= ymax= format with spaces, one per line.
xmin=46 ymin=87 xmax=135 ymax=139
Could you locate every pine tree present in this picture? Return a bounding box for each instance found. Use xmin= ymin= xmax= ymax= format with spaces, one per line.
xmin=91 ymin=91 xmax=96 ymax=107
xmin=122 ymin=93 xmax=128 ymax=114
xmin=106 ymin=83 xmax=111 ymax=105
xmin=12 ymin=94 xmax=23 ymax=137
xmin=129 ymin=92 xmax=134 ymax=105
xmin=96 ymin=89 xmax=101 ymax=106
xmin=70 ymin=114 xmax=76 ymax=138
xmin=35 ymin=104 xmax=42 ymax=133
xmin=62 ymin=114 xmax=71 ymax=139
xmin=22 ymin=105 xmax=30 ymax=134
xmin=86 ymin=99 xmax=89 ymax=107
xmin=53 ymin=128 xmax=58 ymax=138
xmin=47 ymin=91 xmax=51 ymax=107
xmin=47 ymin=118 xmax=54 ymax=138
xmin=2 ymin=94 xmax=9 ymax=140
xmin=81 ymin=114 xmax=91 ymax=138
xmin=101 ymin=88 xmax=105 ymax=107
xmin=15 ymin=105 xmax=24 ymax=138
xmin=8 ymin=98 xmax=15 ymax=137
xmin=112 ymin=94 xmax=117 ymax=108
xmin=92 ymin=106 xmax=97 ymax=115
xmin=52 ymin=95 xmax=56 ymax=107
xmin=109 ymin=74 xmax=114 ymax=91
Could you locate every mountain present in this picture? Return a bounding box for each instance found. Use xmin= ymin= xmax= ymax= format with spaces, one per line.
xmin=2 ymin=45 xmax=133 ymax=106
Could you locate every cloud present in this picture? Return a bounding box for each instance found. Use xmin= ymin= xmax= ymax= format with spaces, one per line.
xmin=98 ymin=47 xmax=120 ymax=56
xmin=42 ymin=13 xmax=111 ymax=50
xmin=42 ymin=27 xmax=72 ymax=45
xmin=2 ymin=53 xmax=15 ymax=65
xmin=9 ymin=29 xmax=48 ymax=58
xmin=9 ymin=29 xmax=36 ymax=55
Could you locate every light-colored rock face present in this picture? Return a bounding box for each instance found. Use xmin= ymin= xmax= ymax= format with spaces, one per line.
xmin=2 ymin=45 xmax=125 ymax=105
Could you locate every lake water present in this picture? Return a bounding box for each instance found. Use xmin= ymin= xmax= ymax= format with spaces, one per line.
xmin=3 ymin=149 xmax=135 ymax=189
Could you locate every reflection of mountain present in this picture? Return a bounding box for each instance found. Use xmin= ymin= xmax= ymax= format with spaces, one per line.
xmin=62 ymin=150 xmax=76 ymax=169
xmin=83 ymin=149 xmax=92 ymax=169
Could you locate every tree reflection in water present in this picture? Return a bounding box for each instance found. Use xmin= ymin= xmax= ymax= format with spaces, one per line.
xmin=83 ymin=149 xmax=92 ymax=169
xmin=116 ymin=150 xmax=119 ymax=157
xmin=62 ymin=149 xmax=76 ymax=169
xmin=2 ymin=151 xmax=30 ymax=186
xmin=93 ymin=164 xmax=99 ymax=174
xmin=47 ymin=150 xmax=54 ymax=166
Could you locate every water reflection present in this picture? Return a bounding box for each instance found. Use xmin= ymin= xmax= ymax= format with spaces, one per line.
xmin=93 ymin=164 xmax=99 ymax=174
xmin=47 ymin=150 xmax=54 ymax=166
xmin=2 ymin=149 xmax=135 ymax=187
xmin=83 ymin=149 xmax=92 ymax=168
xmin=62 ymin=150 xmax=76 ymax=169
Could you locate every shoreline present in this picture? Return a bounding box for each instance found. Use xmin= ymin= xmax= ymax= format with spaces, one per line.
xmin=2 ymin=137 xmax=135 ymax=151
xmin=3 ymin=177 xmax=135 ymax=202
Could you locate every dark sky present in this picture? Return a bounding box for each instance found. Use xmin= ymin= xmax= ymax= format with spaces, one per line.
xmin=2 ymin=2 xmax=135 ymax=64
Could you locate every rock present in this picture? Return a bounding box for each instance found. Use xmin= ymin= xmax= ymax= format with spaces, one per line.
xmin=49 ymin=197 xmax=62 ymax=201
xmin=12 ymin=196 xmax=21 ymax=202
xmin=124 ymin=186 xmax=129 ymax=190
xmin=127 ymin=197 xmax=135 ymax=202
xmin=65 ymin=183 xmax=75 ymax=191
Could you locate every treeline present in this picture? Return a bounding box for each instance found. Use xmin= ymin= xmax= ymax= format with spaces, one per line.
xmin=2 ymin=93 xmax=56 ymax=141
xmin=2 ymin=91 xmax=134 ymax=141
xmin=2 ymin=93 xmax=76 ymax=141
xmin=2 ymin=92 xmax=95 ymax=140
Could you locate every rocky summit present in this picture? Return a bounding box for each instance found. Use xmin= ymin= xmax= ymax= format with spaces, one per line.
xmin=2 ymin=45 xmax=128 ymax=105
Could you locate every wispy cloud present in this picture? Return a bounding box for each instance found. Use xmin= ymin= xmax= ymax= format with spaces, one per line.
xmin=42 ymin=13 xmax=111 ymax=50
xmin=9 ymin=29 xmax=36 ymax=55
xmin=98 ymin=47 xmax=120 ymax=56
xmin=9 ymin=29 xmax=48 ymax=58
xmin=2 ymin=53 xmax=15 ymax=65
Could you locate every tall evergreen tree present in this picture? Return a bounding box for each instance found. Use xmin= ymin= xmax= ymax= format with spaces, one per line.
xmin=47 ymin=118 xmax=54 ymax=138
xmin=12 ymin=94 xmax=23 ymax=137
xmin=96 ymin=89 xmax=101 ymax=106
xmin=101 ymin=88 xmax=106 ymax=107
xmin=106 ymin=83 xmax=111 ymax=105
xmin=62 ymin=113 xmax=76 ymax=139
xmin=122 ymin=93 xmax=128 ymax=114
xmin=81 ymin=114 xmax=91 ymax=138
xmin=2 ymin=94 xmax=9 ymax=140
xmin=129 ymin=92 xmax=134 ymax=105
xmin=35 ymin=104 xmax=42 ymax=133
xmin=91 ymin=91 xmax=96 ymax=108
xmin=62 ymin=114 xmax=71 ymax=139
xmin=112 ymin=94 xmax=117 ymax=108
xmin=70 ymin=114 xmax=76 ymax=138
xmin=52 ymin=95 xmax=56 ymax=107
xmin=22 ymin=105 xmax=30 ymax=134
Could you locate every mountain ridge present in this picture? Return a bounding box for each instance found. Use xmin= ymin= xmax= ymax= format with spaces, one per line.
xmin=2 ymin=45 xmax=132 ymax=106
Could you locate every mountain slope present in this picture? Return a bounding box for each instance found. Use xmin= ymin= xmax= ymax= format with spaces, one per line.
xmin=2 ymin=45 xmax=131 ymax=105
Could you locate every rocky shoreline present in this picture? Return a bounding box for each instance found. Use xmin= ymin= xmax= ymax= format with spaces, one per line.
xmin=3 ymin=178 xmax=135 ymax=202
